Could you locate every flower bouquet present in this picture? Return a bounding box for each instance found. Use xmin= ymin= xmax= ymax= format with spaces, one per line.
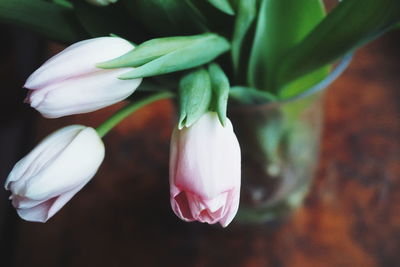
xmin=1 ymin=0 xmax=399 ymax=226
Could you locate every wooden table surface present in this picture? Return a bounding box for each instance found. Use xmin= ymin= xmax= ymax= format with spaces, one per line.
xmin=1 ymin=28 xmax=399 ymax=267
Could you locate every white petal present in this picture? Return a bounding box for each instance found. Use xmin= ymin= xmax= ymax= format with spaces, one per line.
xmin=25 ymin=37 xmax=134 ymax=89
xmin=203 ymin=191 xmax=228 ymax=213
xmin=219 ymin=189 xmax=240 ymax=227
xmin=16 ymin=198 xmax=56 ymax=223
xmin=5 ymin=125 xmax=85 ymax=191
xmin=28 ymin=68 xmax=142 ymax=118
xmin=46 ymin=182 xmax=87 ymax=221
xmin=11 ymin=195 xmax=46 ymax=209
xmin=16 ymin=183 xmax=86 ymax=223
xmin=23 ymin=127 xmax=104 ymax=200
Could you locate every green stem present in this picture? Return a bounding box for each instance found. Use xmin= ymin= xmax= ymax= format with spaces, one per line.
xmin=96 ymin=91 xmax=174 ymax=138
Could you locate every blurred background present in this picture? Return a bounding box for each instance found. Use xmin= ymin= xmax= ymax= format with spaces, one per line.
xmin=0 ymin=21 xmax=399 ymax=267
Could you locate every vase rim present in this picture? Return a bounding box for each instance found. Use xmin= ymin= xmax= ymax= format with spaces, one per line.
xmin=232 ymin=53 xmax=353 ymax=109
xmin=279 ymin=53 xmax=353 ymax=103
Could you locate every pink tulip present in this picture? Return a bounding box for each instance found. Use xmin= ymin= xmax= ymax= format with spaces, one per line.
xmin=4 ymin=125 xmax=105 ymax=222
xmin=24 ymin=37 xmax=141 ymax=118
xmin=169 ymin=112 xmax=241 ymax=227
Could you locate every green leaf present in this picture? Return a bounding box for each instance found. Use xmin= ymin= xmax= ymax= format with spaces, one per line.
xmin=228 ymin=0 xmax=240 ymax=9
xmin=0 ymin=0 xmax=85 ymax=43
xmin=52 ymin=0 xmax=73 ymax=9
xmin=208 ymin=63 xmax=230 ymax=126
xmin=113 ymin=33 xmax=230 ymax=79
xmin=178 ymin=68 xmax=212 ymax=129
xmin=97 ymin=35 xmax=205 ymax=68
xmin=207 ymin=0 xmax=235 ymax=15
xmin=230 ymin=86 xmax=277 ymax=105
xmin=73 ymin=1 xmax=147 ymax=41
xmin=231 ymin=0 xmax=257 ymax=74
xmin=278 ymin=67 xmax=330 ymax=99
xmin=247 ymin=0 xmax=326 ymax=91
xmin=124 ymin=0 xmax=207 ymax=36
xmin=275 ymin=0 xmax=400 ymax=89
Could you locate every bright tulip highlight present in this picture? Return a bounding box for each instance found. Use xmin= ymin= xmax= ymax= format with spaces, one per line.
xmin=169 ymin=112 xmax=241 ymax=227
xmin=86 ymin=0 xmax=118 ymax=6
xmin=24 ymin=37 xmax=141 ymax=118
xmin=4 ymin=125 xmax=105 ymax=222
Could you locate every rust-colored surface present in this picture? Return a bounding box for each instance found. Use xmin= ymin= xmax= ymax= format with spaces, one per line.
xmin=2 ymin=33 xmax=400 ymax=266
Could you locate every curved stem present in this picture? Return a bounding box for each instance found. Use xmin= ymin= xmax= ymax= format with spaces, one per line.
xmin=96 ymin=91 xmax=174 ymax=138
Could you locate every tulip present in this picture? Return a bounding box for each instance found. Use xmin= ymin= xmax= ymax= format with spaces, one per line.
xmin=169 ymin=112 xmax=241 ymax=227
xmin=4 ymin=125 xmax=105 ymax=222
xmin=25 ymin=37 xmax=141 ymax=118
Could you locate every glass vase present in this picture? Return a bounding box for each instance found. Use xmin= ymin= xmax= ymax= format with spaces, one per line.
xmin=231 ymin=56 xmax=352 ymax=224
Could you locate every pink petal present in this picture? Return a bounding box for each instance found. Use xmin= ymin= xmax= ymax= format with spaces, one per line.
xmin=171 ymin=191 xmax=194 ymax=222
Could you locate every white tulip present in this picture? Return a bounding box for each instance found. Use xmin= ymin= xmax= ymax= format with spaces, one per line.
xmin=25 ymin=37 xmax=141 ymax=118
xmin=4 ymin=125 xmax=105 ymax=222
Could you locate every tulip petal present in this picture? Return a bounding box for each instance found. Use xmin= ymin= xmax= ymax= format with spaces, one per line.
xmin=16 ymin=183 xmax=85 ymax=223
xmin=203 ymin=191 xmax=228 ymax=213
xmin=25 ymin=37 xmax=134 ymax=90
xmin=5 ymin=125 xmax=85 ymax=191
xmin=219 ymin=189 xmax=240 ymax=227
xmin=28 ymin=68 xmax=141 ymax=118
xmin=46 ymin=183 xmax=86 ymax=221
xmin=23 ymin=127 xmax=104 ymax=200
xmin=172 ymin=192 xmax=195 ymax=222
xmin=11 ymin=195 xmax=46 ymax=209
xmin=16 ymin=197 xmax=57 ymax=223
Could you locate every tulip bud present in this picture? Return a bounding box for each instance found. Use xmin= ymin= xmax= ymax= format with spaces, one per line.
xmin=169 ymin=112 xmax=241 ymax=227
xmin=25 ymin=37 xmax=141 ymax=118
xmin=4 ymin=125 xmax=105 ymax=222
xmin=86 ymin=0 xmax=118 ymax=7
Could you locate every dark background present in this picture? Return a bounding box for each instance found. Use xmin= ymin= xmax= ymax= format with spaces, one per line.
xmin=0 ymin=24 xmax=399 ymax=267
